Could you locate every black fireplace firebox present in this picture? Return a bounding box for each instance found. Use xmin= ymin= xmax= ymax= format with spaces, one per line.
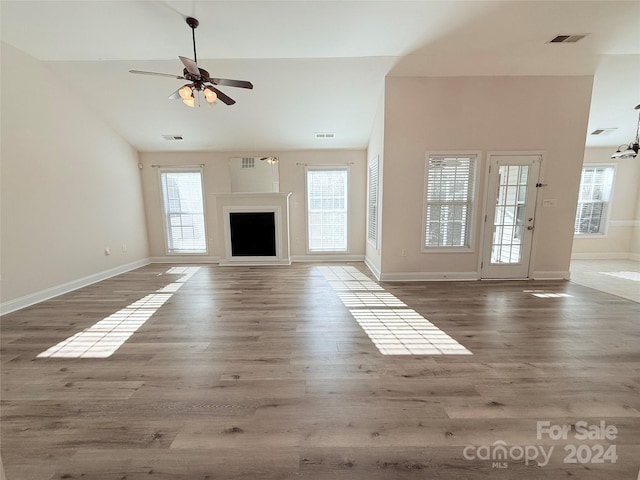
xmin=229 ymin=212 xmax=276 ymax=257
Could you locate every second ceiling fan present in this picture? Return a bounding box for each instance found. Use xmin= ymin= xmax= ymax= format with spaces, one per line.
xmin=129 ymin=17 xmax=253 ymax=107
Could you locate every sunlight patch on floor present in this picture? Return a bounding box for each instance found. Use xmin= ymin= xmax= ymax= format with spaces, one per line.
xmin=318 ymin=266 xmax=471 ymax=356
xmin=523 ymin=289 xmax=572 ymax=298
xmin=327 ymin=280 xmax=383 ymax=291
xmin=336 ymin=291 xmax=407 ymax=308
xmin=600 ymin=271 xmax=640 ymax=282
xmin=318 ymin=266 xmax=371 ymax=282
xmin=37 ymin=267 xmax=200 ymax=359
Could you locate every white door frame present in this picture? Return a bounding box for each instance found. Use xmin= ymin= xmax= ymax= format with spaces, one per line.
xmin=479 ymin=152 xmax=544 ymax=279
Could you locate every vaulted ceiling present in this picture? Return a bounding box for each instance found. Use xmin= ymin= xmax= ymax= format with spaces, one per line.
xmin=2 ymin=1 xmax=639 ymax=152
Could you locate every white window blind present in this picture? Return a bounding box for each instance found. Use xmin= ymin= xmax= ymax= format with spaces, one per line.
xmin=367 ymin=155 xmax=379 ymax=246
xmin=574 ymin=166 xmax=614 ymax=235
xmin=424 ymin=155 xmax=476 ymax=248
xmin=160 ymin=170 xmax=207 ymax=254
xmin=306 ymin=168 xmax=348 ymax=252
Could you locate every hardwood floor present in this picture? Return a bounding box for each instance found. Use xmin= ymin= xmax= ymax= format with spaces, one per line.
xmin=1 ymin=263 xmax=639 ymax=479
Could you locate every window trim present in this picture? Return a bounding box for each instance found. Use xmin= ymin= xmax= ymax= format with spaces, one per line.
xmin=158 ymin=166 xmax=208 ymax=255
xmin=574 ymin=163 xmax=616 ymax=238
xmin=421 ymin=151 xmax=480 ymax=253
xmin=304 ymin=165 xmax=350 ymax=254
xmin=366 ymin=155 xmax=380 ymax=249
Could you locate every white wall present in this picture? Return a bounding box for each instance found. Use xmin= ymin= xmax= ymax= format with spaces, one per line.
xmin=380 ymin=75 xmax=593 ymax=279
xmin=0 ymin=43 xmax=149 ymax=309
xmin=632 ymin=178 xmax=640 ymax=259
xmin=365 ymin=91 xmax=385 ymax=278
xmin=139 ymin=150 xmax=366 ymax=261
xmin=572 ymin=147 xmax=640 ymax=259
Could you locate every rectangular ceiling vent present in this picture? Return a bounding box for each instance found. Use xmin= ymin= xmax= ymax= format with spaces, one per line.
xmin=315 ymin=132 xmax=336 ymax=139
xmin=548 ymin=34 xmax=588 ymax=43
xmin=162 ymin=134 xmax=184 ymax=141
xmin=591 ymin=128 xmax=617 ymax=136
xmin=241 ymin=157 xmax=255 ymax=169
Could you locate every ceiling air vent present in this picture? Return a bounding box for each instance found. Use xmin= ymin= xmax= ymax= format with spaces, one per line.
xmin=591 ymin=128 xmax=617 ymax=136
xmin=162 ymin=134 xmax=184 ymax=141
xmin=315 ymin=132 xmax=336 ymax=139
xmin=241 ymin=157 xmax=255 ymax=169
xmin=548 ymin=34 xmax=588 ymax=43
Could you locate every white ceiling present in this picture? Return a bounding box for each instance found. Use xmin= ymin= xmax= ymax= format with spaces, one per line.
xmin=1 ymin=1 xmax=639 ymax=152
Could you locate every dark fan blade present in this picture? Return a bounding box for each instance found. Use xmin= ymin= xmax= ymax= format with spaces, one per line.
xmin=209 ymin=78 xmax=253 ymax=89
xmin=129 ymin=70 xmax=184 ymax=79
xmin=206 ymin=85 xmax=235 ymax=105
xmin=179 ymin=56 xmax=200 ymax=76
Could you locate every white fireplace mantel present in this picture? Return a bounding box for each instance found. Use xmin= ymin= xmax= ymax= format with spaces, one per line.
xmin=213 ymin=192 xmax=292 ymax=266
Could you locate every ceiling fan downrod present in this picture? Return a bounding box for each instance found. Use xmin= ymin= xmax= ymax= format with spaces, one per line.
xmin=186 ymin=17 xmax=199 ymax=64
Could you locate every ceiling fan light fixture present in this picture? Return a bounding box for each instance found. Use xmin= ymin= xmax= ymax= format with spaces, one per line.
xmin=203 ymin=87 xmax=217 ymax=103
xmin=178 ymin=85 xmax=193 ymax=100
xmin=611 ymin=143 xmax=639 ymax=159
xmin=260 ymin=156 xmax=279 ymax=165
xmin=612 ymin=104 xmax=640 ymax=159
xmin=182 ymin=97 xmax=195 ymax=108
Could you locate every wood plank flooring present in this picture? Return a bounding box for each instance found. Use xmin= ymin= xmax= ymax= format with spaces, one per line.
xmin=1 ymin=262 xmax=639 ymax=479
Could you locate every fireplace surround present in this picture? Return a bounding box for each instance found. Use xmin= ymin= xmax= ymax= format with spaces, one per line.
xmin=213 ymin=192 xmax=292 ymax=265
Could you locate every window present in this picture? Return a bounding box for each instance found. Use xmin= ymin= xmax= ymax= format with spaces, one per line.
xmin=574 ymin=165 xmax=614 ymax=235
xmin=423 ymin=154 xmax=477 ymax=249
xmin=367 ymin=155 xmax=379 ymax=247
xmin=159 ymin=169 xmax=207 ymax=254
xmin=306 ymin=167 xmax=348 ymax=252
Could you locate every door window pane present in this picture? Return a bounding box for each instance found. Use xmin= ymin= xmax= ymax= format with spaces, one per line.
xmin=490 ymin=165 xmax=528 ymax=264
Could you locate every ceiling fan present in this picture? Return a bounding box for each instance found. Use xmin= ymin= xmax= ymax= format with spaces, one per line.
xmin=129 ymin=17 xmax=253 ymax=107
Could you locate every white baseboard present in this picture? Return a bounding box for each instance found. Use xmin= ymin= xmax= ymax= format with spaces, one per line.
xmin=571 ymin=252 xmax=630 ymax=260
xmin=0 ymin=258 xmax=151 ymax=316
xmin=531 ymin=270 xmax=570 ymax=280
xmin=379 ymin=271 xmax=479 ymax=282
xmin=364 ymin=257 xmax=381 ymax=281
xmin=291 ymin=255 xmax=365 ymax=263
xmin=150 ymin=256 xmax=220 ymax=264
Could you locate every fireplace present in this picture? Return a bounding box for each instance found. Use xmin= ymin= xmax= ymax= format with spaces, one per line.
xmin=229 ymin=212 xmax=276 ymax=257
xmin=213 ymin=193 xmax=292 ymax=266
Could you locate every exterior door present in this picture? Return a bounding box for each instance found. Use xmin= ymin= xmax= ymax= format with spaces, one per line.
xmin=481 ymin=155 xmax=541 ymax=279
